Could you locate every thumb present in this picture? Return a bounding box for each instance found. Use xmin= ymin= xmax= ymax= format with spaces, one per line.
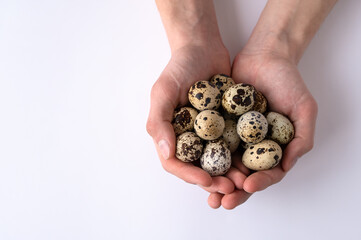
xmin=146 ymin=80 xmax=178 ymax=160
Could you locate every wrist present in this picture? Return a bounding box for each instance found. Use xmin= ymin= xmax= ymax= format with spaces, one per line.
xmin=156 ymin=0 xmax=224 ymax=54
xmin=241 ymin=29 xmax=302 ymax=64
xmin=170 ymin=36 xmax=227 ymax=57
xmin=168 ymin=27 xmax=225 ymax=53
xmin=241 ymin=0 xmax=338 ymax=64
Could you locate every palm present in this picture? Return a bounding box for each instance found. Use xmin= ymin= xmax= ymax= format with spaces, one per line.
xmin=233 ymin=54 xmax=314 ymax=121
xmin=208 ymin=53 xmax=318 ymax=209
xmin=158 ymin=45 xmax=231 ymax=107
xmin=148 ymin=44 xmax=248 ymax=197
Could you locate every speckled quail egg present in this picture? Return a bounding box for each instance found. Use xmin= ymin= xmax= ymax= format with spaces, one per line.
xmin=205 ymin=138 xmax=229 ymax=149
xmin=266 ymin=112 xmax=295 ymax=145
xmin=209 ymin=74 xmax=235 ymax=95
xmin=222 ymin=83 xmax=256 ymax=115
xmin=172 ymin=107 xmax=198 ymax=135
xmin=240 ymin=141 xmax=255 ymax=151
xmin=194 ymin=110 xmax=225 ymax=140
xmin=253 ymin=90 xmax=268 ymax=114
xmin=201 ymin=142 xmax=231 ymax=176
xmin=242 ymin=140 xmax=282 ymax=171
xmin=237 ymin=111 xmax=268 ymax=144
xmin=188 ymin=81 xmax=221 ymax=111
xmin=222 ymin=119 xmax=240 ymax=153
xmin=219 ymin=107 xmax=238 ymax=121
xmin=176 ymin=132 xmax=203 ymax=162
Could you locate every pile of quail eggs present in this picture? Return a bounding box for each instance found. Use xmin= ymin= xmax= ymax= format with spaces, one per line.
xmin=173 ymin=74 xmax=295 ymax=176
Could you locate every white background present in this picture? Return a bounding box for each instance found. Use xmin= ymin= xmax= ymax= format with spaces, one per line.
xmin=1 ymin=0 xmax=361 ymax=239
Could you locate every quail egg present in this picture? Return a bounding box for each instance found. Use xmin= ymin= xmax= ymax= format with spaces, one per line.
xmin=201 ymin=142 xmax=231 ymax=176
xmin=188 ymin=81 xmax=221 ymax=111
xmin=222 ymin=83 xmax=256 ymax=115
xmin=242 ymin=140 xmax=282 ymax=171
xmin=209 ymin=74 xmax=235 ymax=95
xmin=240 ymin=140 xmax=255 ymax=151
xmin=222 ymin=119 xmax=240 ymax=153
xmin=194 ymin=110 xmax=225 ymax=140
xmin=172 ymin=107 xmax=198 ymax=135
xmin=237 ymin=111 xmax=268 ymax=144
xmin=266 ymin=112 xmax=295 ymax=144
xmin=253 ymin=90 xmax=268 ymax=114
xmin=205 ymin=138 xmax=229 ymax=149
xmin=176 ymin=132 xmax=203 ymax=162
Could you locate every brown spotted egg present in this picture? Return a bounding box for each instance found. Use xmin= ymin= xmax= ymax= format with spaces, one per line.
xmin=188 ymin=81 xmax=221 ymax=111
xmin=240 ymin=141 xmax=255 ymax=151
xmin=205 ymin=138 xmax=229 ymax=149
xmin=242 ymin=140 xmax=282 ymax=171
xmin=209 ymin=74 xmax=235 ymax=95
xmin=237 ymin=111 xmax=268 ymax=144
xmin=253 ymin=90 xmax=268 ymax=114
xmin=172 ymin=107 xmax=198 ymax=135
xmin=222 ymin=119 xmax=240 ymax=153
xmin=222 ymin=83 xmax=256 ymax=116
xmin=176 ymin=132 xmax=203 ymax=162
xmin=201 ymin=142 xmax=231 ymax=176
xmin=194 ymin=110 xmax=225 ymax=140
xmin=266 ymin=112 xmax=295 ymax=144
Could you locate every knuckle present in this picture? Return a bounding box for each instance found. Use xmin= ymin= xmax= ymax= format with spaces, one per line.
xmin=150 ymin=81 xmax=160 ymax=98
xmin=146 ymin=119 xmax=156 ymax=137
xmin=309 ymin=97 xmax=318 ymax=114
xmin=307 ymin=140 xmax=315 ymax=152
xmin=160 ymin=160 xmax=171 ymax=173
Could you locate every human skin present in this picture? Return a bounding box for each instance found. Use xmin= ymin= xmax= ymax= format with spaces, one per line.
xmin=147 ymin=0 xmax=337 ymax=209
xmin=209 ymin=0 xmax=338 ymax=209
xmin=147 ymin=0 xmax=245 ymax=195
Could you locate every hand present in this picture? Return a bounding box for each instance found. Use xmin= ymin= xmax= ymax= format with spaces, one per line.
xmin=208 ymin=51 xmax=318 ymax=209
xmin=147 ymin=42 xmax=246 ymax=196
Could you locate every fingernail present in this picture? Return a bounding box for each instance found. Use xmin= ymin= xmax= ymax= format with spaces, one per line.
xmin=158 ymin=139 xmax=170 ymax=160
xmin=218 ymin=191 xmax=225 ymax=194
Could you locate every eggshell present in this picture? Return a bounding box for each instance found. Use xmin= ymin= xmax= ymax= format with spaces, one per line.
xmin=209 ymin=74 xmax=235 ymax=95
xmin=176 ymin=132 xmax=203 ymax=162
xmin=253 ymin=90 xmax=267 ymax=114
xmin=237 ymin=111 xmax=268 ymax=144
xmin=194 ymin=110 xmax=225 ymax=140
xmin=242 ymin=140 xmax=282 ymax=171
xmin=222 ymin=83 xmax=256 ymax=116
xmin=222 ymin=119 xmax=240 ymax=153
xmin=201 ymin=142 xmax=231 ymax=176
xmin=266 ymin=112 xmax=295 ymax=144
xmin=172 ymin=107 xmax=198 ymax=135
xmin=188 ymin=81 xmax=221 ymax=111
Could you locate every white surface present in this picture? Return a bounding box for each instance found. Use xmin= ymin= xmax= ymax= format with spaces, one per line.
xmin=0 ymin=0 xmax=361 ymax=239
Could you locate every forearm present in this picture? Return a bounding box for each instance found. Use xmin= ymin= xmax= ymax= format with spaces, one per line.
xmin=155 ymin=0 xmax=223 ymax=52
xmin=243 ymin=0 xmax=338 ymax=63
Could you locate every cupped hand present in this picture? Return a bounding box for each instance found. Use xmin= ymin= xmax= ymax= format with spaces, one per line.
xmin=147 ymin=42 xmax=246 ymax=196
xmin=208 ymin=51 xmax=318 ymax=209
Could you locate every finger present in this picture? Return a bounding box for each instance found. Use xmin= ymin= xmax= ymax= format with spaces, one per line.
xmin=146 ymin=79 xmax=179 ymax=160
xmin=208 ymin=192 xmax=223 ymax=209
xmin=221 ymin=190 xmax=252 ymax=210
xmin=147 ymin=78 xmax=212 ymax=187
xmin=232 ymin=154 xmax=251 ymax=176
xmin=243 ymin=165 xmax=286 ymax=193
xmin=284 ymin=97 xmax=318 ymax=171
xmin=158 ymin=156 xmax=213 ymax=187
xmin=200 ymin=176 xmax=235 ymax=194
xmin=225 ymin=167 xmax=247 ymax=190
